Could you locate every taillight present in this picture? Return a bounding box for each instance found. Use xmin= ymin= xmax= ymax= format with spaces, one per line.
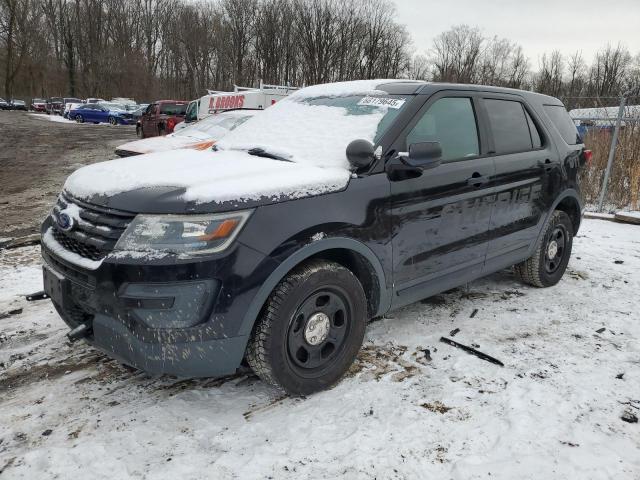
xmin=582 ymin=149 xmax=593 ymax=166
xmin=166 ymin=118 xmax=176 ymax=132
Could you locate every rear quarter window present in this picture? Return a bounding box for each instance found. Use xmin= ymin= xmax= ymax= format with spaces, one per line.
xmin=484 ymin=99 xmax=533 ymax=154
xmin=543 ymin=105 xmax=582 ymax=145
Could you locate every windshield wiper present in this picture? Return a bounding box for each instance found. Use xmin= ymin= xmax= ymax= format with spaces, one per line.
xmin=246 ymin=147 xmax=292 ymax=162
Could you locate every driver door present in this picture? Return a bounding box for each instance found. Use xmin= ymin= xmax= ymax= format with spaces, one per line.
xmin=389 ymin=91 xmax=496 ymax=307
xmin=84 ymin=105 xmax=97 ymax=122
xmin=143 ymin=104 xmax=156 ymax=136
xmin=96 ymin=106 xmax=108 ymax=123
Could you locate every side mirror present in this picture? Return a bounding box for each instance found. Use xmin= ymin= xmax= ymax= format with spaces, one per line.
xmin=346 ymin=139 xmax=376 ymax=172
xmin=400 ymin=142 xmax=442 ymax=170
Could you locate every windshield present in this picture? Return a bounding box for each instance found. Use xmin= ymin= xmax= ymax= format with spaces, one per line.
xmin=218 ymin=94 xmax=409 ymax=169
xmin=160 ymin=103 xmax=188 ymax=115
xmin=174 ymin=113 xmax=255 ymax=140
xmin=101 ymin=102 xmax=126 ymax=111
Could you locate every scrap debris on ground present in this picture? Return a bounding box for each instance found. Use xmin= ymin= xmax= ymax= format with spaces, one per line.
xmin=0 ymin=220 xmax=639 ymax=479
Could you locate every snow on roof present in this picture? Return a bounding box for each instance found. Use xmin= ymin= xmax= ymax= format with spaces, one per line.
xmin=289 ymin=79 xmax=409 ymax=100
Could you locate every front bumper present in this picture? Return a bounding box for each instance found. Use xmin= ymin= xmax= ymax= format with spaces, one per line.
xmin=41 ymin=217 xmax=277 ymax=377
xmin=117 ymin=117 xmax=136 ymax=125
xmin=91 ymin=313 xmax=248 ymax=376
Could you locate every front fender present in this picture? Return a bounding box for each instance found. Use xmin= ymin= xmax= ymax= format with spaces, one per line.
xmin=237 ymin=237 xmax=391 ymax=338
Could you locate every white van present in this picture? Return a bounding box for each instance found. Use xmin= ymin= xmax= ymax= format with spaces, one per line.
xmin=196 ymin=82 xmax=297 ymax=122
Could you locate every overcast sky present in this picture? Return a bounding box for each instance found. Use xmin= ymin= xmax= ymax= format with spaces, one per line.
xmin=393 ymin=0 xmax=640 ymax=66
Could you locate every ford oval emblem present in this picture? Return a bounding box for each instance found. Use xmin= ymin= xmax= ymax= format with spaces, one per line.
xmin=57 ymin=212 xmax=74 ymax=232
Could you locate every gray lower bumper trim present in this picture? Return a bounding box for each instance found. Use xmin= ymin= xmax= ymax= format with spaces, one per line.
xmin=91 ymin=314 xmax=247 ymax=378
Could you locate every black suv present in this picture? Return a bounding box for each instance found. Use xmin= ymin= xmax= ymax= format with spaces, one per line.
xmin=41 ymin=80 xmax=587 ymax=395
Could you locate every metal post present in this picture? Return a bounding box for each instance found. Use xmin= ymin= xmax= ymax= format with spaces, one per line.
xmin=597 ymin=94 xmax=626 ymax=212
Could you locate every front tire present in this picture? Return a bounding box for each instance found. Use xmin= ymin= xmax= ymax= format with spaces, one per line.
xmin=108 ymin=116 xmax=118 ymax=126
xmin=75 ymin=114 xmax=84 ymax=123
xmin=246 ymin=260 xmax=367 ymax=396
xmin=515 ymin=210 xmax=573 ymax=287
xmin=136 ymin=125 xmax=144 ymax=138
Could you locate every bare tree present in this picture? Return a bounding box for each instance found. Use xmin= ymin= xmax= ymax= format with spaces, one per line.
xmin=1 ymin=0 xmax=40 ymax=98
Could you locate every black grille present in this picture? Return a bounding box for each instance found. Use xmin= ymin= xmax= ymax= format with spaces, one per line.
xmin=53 ymin=228 xmax=105 ymax=261
xmin=50 ymin=193 xmax=136 ymax=262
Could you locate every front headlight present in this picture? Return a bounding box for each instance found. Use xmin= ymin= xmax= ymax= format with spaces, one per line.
xmin=114 ymin=210 xmax=252 ymax=256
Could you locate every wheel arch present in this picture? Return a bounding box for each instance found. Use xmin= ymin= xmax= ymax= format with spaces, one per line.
xmin=552 ymin=189 xmax=583 ymax=234
xmin=237 ymin=238 xmax=390 ymax=338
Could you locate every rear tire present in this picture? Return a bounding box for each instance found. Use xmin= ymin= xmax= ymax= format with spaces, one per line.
xmin=246 ymin=260 xmax=367 ymax=396
xmin=514 ymin=210 xmax=573 ymax=287
xmin=108 ymin=116 xmax=118 ymax=126
xmin=136 ymin=125 xmax=144 ymax=138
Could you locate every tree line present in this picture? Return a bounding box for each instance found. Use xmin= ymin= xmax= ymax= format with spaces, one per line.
xmin=1 ymin=0 xmax=639 ymax=107
xmin=417 ymin=25 xmax=640 ymax=109
xmin=0 ymin=0 xmax=411 ymax=101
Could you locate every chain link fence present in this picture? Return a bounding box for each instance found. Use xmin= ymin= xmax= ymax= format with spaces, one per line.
xmin=567 ymin=94 xmax=640 ymax=212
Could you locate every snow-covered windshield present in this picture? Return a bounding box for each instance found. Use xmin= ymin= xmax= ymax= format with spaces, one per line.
xmin=218 ymin=94 xmax=409 ymax=169
xmin=173 ymin=112 xmax=256 ymax=140
xmin=101 ymin=103 xmax=126 ymax=112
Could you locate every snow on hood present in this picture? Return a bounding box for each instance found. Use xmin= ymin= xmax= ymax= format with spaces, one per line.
xmin=116 ymin=134 xmax=208 ymax=155
xmin=64 ymin=149 xmax=351 ymax=205
xmin=65 ymin=80 xmax=411 ymax=207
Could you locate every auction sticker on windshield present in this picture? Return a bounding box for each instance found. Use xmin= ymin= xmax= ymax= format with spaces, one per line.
xmin=357 ymin=96 xmax=406 ymax=109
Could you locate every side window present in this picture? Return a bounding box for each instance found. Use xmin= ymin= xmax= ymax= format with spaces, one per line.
xmin=524 ymin=109 xmax=542 ymax=149
xmin=186 ymin=102 xmax=198 ymax=122
xmin=145 ymin=104 xmax=155 ymax=115
xmin=484 ymin=99 xmax=532 ymax=154
xmin=406 ymin=97 xmax=479 ymax=162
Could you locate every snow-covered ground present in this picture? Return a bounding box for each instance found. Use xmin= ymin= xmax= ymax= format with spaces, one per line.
xmin=0 ymin=218 xmax=639 ymax=479
xmin=27 ymin=113 xmax=76 ymax=124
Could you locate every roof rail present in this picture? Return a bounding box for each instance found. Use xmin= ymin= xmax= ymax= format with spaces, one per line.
xmin=231 ymin=81 xmax=300 ymax=93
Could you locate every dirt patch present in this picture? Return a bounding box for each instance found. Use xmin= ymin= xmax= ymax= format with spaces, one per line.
xmin=0 ymin=111 xmax=134 ymax=238
xmin=420 ymin=401 xmax=453 ymax=414
xmin=347 ymin=343 xmax=428 ymax=383
xmin=0 ymin=351 xmax=105 ymax=390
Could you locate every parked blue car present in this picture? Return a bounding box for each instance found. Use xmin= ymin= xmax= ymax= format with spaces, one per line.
xmin=69 ymin=102 xmax=135 ymax=125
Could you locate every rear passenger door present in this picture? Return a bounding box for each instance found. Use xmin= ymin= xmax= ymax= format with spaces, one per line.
xmin=479 ymin=95 xmax=557 ymax=271
xmin=389 ymin=91 xmax=495 ymax=307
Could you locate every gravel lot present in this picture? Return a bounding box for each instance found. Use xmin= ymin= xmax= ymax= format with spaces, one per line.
xmin=0 ymin=111 xmax=134 ymax=238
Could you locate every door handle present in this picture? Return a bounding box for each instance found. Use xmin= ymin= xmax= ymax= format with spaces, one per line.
xmin=467 ymin=172 xmax=489 ymax=187
xmin=537 ymin=158 xmax=553 ymax=172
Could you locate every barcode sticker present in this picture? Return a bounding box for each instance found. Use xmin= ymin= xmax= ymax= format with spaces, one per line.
xmin=357 ymin=96 xmax=406 ymax=109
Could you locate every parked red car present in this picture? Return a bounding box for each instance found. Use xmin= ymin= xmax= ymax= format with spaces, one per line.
xmin=31 ymin=98 xmax=47 ymax=112
xmin=136 ymin=100 xmax=188 ymax=138
xmin=46 ymin=97 xmax=63 ymax=115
